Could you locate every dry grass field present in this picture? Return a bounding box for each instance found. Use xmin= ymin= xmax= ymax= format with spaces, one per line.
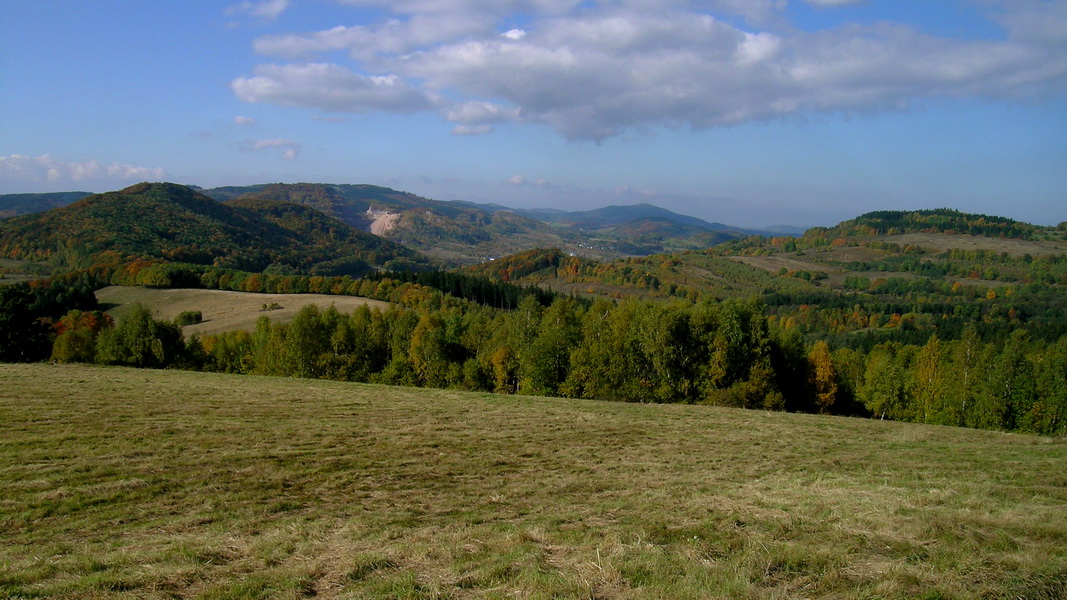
xmin=94 ymin=286 xmax=390 ymax=336
xmin=871 ymin=233 xmax=1067 ymax=258
xmin=2 ymin=363 xmax=1065 ymax=599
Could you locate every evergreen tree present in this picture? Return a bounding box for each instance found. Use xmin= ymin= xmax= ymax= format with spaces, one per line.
xmin=0 ymin=285 xmax=52 ymax=362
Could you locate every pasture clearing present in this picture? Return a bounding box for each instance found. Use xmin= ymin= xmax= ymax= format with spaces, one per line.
xmin=1 ymin=363 xmax=1065 ymax=599
xmin=94 ymin=286 xmax=390 ymax=336
xmin=871 ymin=233 xmax=1067 ymax=257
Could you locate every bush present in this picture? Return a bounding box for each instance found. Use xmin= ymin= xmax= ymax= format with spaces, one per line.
xmin=174 ymin=310 xmax=203 ymax=326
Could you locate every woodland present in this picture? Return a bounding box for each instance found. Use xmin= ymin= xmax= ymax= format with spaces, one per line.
xmin=1 ymin=187 xmax=1066 ymax=437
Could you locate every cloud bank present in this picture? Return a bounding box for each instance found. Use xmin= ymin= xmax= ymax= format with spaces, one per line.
xmin=232 ymin=0 xmax=1067 ymax=140
xmin=0 ymin=154 xmax=166 ymax=187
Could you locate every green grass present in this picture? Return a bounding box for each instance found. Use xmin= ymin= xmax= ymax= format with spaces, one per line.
xmin=2 ymin=363 xmax=1065 ymax=599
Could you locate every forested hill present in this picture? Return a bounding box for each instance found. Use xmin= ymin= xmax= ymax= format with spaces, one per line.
xmin=806 ymin=208 xmax=1043 ymax=240
xmin=0 ymin=182 xmax=430 ymax=275
xmin=204 ymin=183 xmax=560 ymax=264
xmin=202 ymin=183 xmax=750 ymax=264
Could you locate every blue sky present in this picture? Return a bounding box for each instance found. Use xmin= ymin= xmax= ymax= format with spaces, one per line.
xmin=1 ymin=0 xmax=1065 ymax=228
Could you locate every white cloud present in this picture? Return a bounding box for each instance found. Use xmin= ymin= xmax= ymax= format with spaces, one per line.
xmin=233 ymin=1 xmax=1067 ymax=141
xmin=452 ymin=124 xmax=495 ymax=135
xmin=444 ymin=100 xmax=520 ymax=125
xmin=227 ymin=0 xmax=290 ymax=20
xmin=233 ymin=115 xmax=258 ymax=125
xmin=984 ymin=0 xmax=1067 ymax=45
xmin=508 ymin=174 xmax=527 ymax=185
xmin=240 ymin=138 xmax=302 ymax=159
xmin=0 ymin=154 xmax=166 ymax=187
xmin=232 ymin=63 xmax=435 ymax=113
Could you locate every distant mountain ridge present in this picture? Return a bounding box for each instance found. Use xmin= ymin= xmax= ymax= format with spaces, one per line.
xmin=520 ymin=203 xmax=734 ymax=231
xmin=0 ymin=191 xmax=91 ymax=218
xmin=198 ymin=184 xmax=752 ymax=263
xmin=0 ymin=182 xmax=429 ymax=275
xmin=4 ymin=182 xmax=762 ymax=267
xmin=10 ymin=186 xmax=1046 ymax=273
xmin=200 ymin=183 xmax=561 ymax=263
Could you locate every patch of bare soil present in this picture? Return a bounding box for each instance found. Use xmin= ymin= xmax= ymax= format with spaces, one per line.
xmin=369 ymin=210 xmax=400 ymax=236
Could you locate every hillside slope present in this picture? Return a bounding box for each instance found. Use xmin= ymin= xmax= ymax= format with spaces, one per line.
xmin=204 ymin=183 xmax=747 ymax=263
xmin=0 ymin=182 xmax=429 ymax=275
xmin=463 ymin=211 xmax=1067 ymax=351
xmin=2 ymin=363 xmax=1064 ymax=599
xmin=205 ymin=183 xmax=567 ymax=264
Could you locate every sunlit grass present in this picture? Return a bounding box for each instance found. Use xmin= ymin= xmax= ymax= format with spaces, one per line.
xmin=2 ymin=363 xmax=1065 ymax=599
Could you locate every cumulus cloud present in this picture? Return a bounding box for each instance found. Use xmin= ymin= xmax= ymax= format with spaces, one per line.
xmin=984 ymin=0 xmax=1067 ymax=45
xmin=232 ymin=0 xmax=1067 ymax=140
xmin=234 ymin=115 xmax=258 ymax=125
xmin=227 ymin=0 xmax=289 ymax=20
xmin=0 ymin=154 xmax=166 ymax=186
xmin=241 ymin=138 xmax=302 ymax=159
xmin=232 ymin=63 xmax=435 ymax=113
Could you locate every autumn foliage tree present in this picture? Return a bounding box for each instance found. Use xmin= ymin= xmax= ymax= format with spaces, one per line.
xmin=808 ymin=341 xmax=837 ymax=414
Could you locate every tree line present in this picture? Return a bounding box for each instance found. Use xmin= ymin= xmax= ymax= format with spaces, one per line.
xmin=2 ymin=262 xmax=1065 ymax=436
xmin=4 ymin=275 xmax=1060 ymax=437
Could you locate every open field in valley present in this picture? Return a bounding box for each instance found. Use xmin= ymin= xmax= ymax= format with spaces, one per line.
xmin=95 ymin=286 xmax=391 ymax=336
xmin=2 ymin=363 xmax=1065 ymax=599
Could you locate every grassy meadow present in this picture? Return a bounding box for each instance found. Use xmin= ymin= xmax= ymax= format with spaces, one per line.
xmin=1 ymin=363 xmax=1065 ymax=599
xmin=94 ymin=286 xmax=390 ymax=336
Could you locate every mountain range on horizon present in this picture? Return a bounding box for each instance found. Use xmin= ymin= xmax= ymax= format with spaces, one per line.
xmin=2 ymin=182 xmax=1056 ymax=274
xmin=1 ymin=184 xmax=791 ymax=230
xmin=0 ymin=183 xmax=788 ymax=264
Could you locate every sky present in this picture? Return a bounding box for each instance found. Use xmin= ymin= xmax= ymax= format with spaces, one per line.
xmin=1 ymin=0 xmax=1065 ymax=228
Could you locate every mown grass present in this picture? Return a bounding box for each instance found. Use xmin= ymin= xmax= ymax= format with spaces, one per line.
xmin=1 ymin=363 xmax=1065 ymax=599
xmin=94 ymin=286 xmax=390 ymax=336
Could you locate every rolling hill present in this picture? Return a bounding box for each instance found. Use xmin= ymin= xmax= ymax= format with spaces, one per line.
xmin=202 ymin=183 xmax=749 ymax=263
xmin=203 ymin=183 xmax=568 ymax=264
xmin=4 ymin=183 xmax=763 ymax=265
xmin=0 ymin=182 xmax=430 ymax=275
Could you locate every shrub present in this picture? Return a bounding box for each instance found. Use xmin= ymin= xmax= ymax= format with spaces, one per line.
xmin=174 ymin=310 xmax=203 ymax=326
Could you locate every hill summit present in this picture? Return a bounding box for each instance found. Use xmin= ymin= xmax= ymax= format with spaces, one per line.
xmin=0 ymin=182 xmax=429 ymax=275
